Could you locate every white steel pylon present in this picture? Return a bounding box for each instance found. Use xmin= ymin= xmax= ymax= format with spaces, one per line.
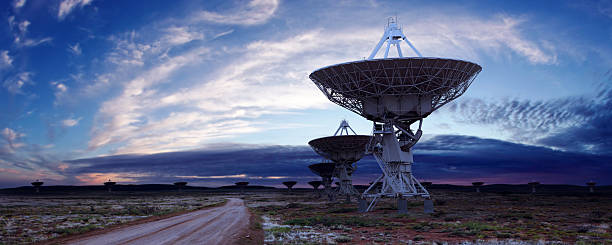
xmin=332 ymin=120 xmax=360 ymax=201
xmin=334 ymin=119 xmax=357 ymax=136
xmin=368 ymin=17 xmax=422 ymax=59
xmin=361 ymin=121 xmax=429 ymax=211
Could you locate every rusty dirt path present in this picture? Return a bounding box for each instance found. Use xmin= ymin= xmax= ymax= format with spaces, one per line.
xmin=68 ymin=198 xmax=249 ymax=245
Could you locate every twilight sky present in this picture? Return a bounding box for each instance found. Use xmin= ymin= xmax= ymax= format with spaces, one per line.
xmin=1 ymin=0 xmax=612 ymax=188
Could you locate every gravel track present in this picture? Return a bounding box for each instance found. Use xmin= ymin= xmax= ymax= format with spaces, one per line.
xmin=69 ymin=198 xmax=248 ymax=245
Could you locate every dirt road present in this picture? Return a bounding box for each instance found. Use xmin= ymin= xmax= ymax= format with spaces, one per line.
xmin=69 ymin=198 xmax=249 ymax=245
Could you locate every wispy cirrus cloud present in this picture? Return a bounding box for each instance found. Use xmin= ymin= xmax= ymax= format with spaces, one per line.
xmin=13 ymin=0 xmax=26 ymax=9
xmin=441 ymin=72 xmax=612 ymax=154
xmin=405 ymin=15 xmax=557 ymax=64
xmin=8 ymin=16 xmax=53 ymax=48
xmin=194 ymin=0 xmax=279 ymax=26
xmin=62 ymin=117 xmax=82 ymax=127
xmin=1 ymin=128 xmax=25 ymax=155
xmin=0 ymin=50 xmax=12 ymax=69
xmin=68 ymin=43 xmax=82 ymax=55
xmin=88 ymin=47 xmax=211 ymax=152
xmin=3 ymin=72 xmax=33 ymax=94
xmin=163 ymin=26 xmax=205 ymax=45
xmin=86 ymin=13 xmax=561 ymax=155
xmin=58 ymin=0 xmax=93 ymax=20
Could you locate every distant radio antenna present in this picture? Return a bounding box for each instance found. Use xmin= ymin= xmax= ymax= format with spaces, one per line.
xmin=309 ymin=120 xmax=371 ymax=203
xmin=368 ymin=16 xmax=422 ymax=59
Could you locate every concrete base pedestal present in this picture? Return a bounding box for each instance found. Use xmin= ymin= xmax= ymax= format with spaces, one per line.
xmin=424 ymin=199 xmax=434 ymax=213
xmin=397 ymin=198 xmax=408 ymax=214
xmin=358 ymin=198 xmax=368 ymax=213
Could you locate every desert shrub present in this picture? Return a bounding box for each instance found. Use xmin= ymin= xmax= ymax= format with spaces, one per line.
xmin=285 ymin=203 xmax=303 ymax=209
xmin=257 ymin=205 xmax=284 ymax=212
xmin=463 ymin=222 xmax=496 ymax=231
xmin=521 ymin=214 xmax=534 ymax=219
xmin=125 ymin=205 xmax=162 ymax=216
xmin=335 ymin=235 xmax=352 ymax=243
xmin=411 ymin=222 xmax=436 ymax=231
xmin=444 ymin=222 xmax=497 ymax=238
xmin=284 ymin=216 xmax=378 ymax=227
xmin=431 ymin=210 xmax=446 ymax=218
xmin=444 ymin=215 xmax=460 ymax=222
xmin=268 ymin=226 xmax=291 ymax=236
xmin=329 ymin=207 xmax=357 ymax=213
xmin=434 ymin=199 xmax=447 ymax=206
xmin=495 ymin=232 xmax=512 ymax=238
xmin=450 ymin=229 xmax=477 ymax=237
xmin=53 ymin=224 xmax=98 ymax=235
xmin=589 ymin=211 xmax=606 ymax=223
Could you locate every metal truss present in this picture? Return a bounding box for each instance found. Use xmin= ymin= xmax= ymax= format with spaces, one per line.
xmin=360 ymin=121 xmax=429 ymax=212
xmin=310 ymin=58 xmax=481 ymax=123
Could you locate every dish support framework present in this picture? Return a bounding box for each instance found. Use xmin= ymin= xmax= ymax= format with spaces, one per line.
xmin=361 ymin=120 xmax=430 ymax=212
xmin=333 ymin=120 xmax=361 ymax=202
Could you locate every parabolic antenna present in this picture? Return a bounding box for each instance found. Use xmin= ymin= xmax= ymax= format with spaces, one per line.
xmin=308 ymin=135 xmax=371 ymax=163
xmin=308 ymin=120 xmax=371 ymax=202
xmin=309 ymin=17 xmax=481 ymax=212
xmin=104 ymin=179 xmax=116 ymax=193
xmin=308 ymin=162 xmax=336 ymax=178
xmin=309 ymin=162 xmax=336 ymax=201
xmin=31 ymin=180 xmax=43 ymax=193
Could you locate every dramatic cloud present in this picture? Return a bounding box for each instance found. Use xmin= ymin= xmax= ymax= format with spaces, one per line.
xmin=194 ymin=0 xmax=279 ymax=26
xmin=64 ymin=135 xmax=612 ymax=188
xmin=58 ymin=0 xmax=93 ymax=20
xmin=89 ymin=47 xmax=211 ymax=152
xmin=442 ymin=74 xmax=612 ymax=154
xmin=0 ymin=128 xmax=69 ymax=187
xmin=87 ymin=13 xmax=561 ymax=155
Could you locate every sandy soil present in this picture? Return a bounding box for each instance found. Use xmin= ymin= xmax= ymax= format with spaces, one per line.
xmin=67 ymin=198 xmax=249 ymax=245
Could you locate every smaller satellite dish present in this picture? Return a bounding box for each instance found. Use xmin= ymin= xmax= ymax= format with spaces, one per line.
xmin=31 ymin=180 xmax=43 ymax=193
xmin=472 ymin=182 xmax=484 ymax=193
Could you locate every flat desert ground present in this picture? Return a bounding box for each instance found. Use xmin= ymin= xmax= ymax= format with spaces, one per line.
xmin=1 ymin=184 xmax=611 ymax=244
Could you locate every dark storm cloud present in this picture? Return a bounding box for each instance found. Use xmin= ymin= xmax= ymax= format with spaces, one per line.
xmin=64 ymin=135 xmax=612 ymax=186
xmin=66 ymin=145 xmax=328 ymax=186
xmin=413 ymin=135 xmax=612 ymax=184
xmin=444 ymin=71 xmax=612 ymax=154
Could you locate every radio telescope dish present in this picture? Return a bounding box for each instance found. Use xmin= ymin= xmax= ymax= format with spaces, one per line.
xmin=308 ymin=135 xmax=371 ymax=163
xmin=309 ymin=17 xmax=481 ymax=212
xmin=104 ymin=179 xmax=116 ymax=193
xmin=309 ymin=162 xmax=335 ymax=200
xmin=31 ymin=180 xmax=43 ymax=193
xmin=308 ymin=120 xmax=371 ymax=202
xmin=308 ymin=162 xmax=335 ymax=178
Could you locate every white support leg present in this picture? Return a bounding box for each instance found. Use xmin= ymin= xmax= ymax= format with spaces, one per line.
xmin=361 ymin=122 xmax=430 ymax=212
